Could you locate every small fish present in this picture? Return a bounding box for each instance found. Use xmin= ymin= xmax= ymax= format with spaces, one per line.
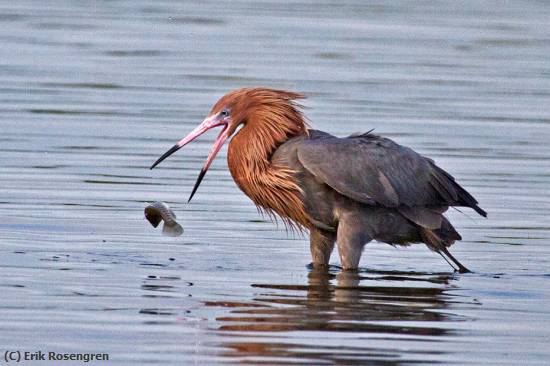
xmin=144 ymin=201 xmax=184 ymax=237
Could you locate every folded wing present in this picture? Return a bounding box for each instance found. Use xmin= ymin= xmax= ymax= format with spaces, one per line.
xmin=297 ymin=131 xmax=487 ymax=217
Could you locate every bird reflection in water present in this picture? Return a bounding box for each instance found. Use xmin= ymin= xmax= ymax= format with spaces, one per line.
xmin=208 ymin=269 xmax=468 ymax=365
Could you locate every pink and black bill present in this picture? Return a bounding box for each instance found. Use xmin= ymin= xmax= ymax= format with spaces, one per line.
xmin=150 ymin=113 xmax=229 ymax=202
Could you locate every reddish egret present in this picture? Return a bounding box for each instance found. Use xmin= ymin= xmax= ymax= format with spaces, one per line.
xmin=151 ymin=88 xmax=486 ymax=272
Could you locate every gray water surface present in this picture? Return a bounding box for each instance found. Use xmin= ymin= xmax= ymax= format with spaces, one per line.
xmin=1 ymin=1 xmax=550 ymax=365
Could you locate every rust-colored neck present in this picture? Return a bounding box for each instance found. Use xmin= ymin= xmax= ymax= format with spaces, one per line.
xmin=227 ymin=109 xmax=310 ymax=230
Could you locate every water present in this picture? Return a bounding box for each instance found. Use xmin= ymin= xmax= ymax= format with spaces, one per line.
xmin=1 ymin=1 xmax=550 ymax=365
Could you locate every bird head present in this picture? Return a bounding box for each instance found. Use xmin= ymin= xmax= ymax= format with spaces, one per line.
xmin=150 ymin=87 xmax=307 ymax=202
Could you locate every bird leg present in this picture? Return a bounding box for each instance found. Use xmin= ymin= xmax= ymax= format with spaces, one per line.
xmin=440 ymin=247 xmax=471 ymax=273
xmin=438 ymin=251 xmax=458 ymax=271
xmin=309 ymin=228 xmax=335 ymax=269
xmin=336 ymin=217 xmax=372 ymax=271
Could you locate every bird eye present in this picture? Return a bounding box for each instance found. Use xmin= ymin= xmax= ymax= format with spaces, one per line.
xmin=220 ymin=109 xmax=229 ymax=118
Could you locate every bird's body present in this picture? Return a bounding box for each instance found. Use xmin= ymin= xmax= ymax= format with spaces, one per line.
xmin=151 ymin=88 xmax=486 ymax=272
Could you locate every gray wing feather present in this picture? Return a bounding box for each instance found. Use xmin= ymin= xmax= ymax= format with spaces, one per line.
xmin=297 ymin=131 xmax=486 ymax=217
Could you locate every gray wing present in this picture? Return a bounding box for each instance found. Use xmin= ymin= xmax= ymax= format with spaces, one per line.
xmin=297 ymin=131 xmax=486 ymax=217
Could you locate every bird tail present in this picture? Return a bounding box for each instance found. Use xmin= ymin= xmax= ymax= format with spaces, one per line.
xmin=431 ymin=165 xmax=487 ymax=217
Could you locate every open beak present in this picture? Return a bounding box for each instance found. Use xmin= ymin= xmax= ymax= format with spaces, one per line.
xmin=150 ymin=115 xmax=229 ymax=202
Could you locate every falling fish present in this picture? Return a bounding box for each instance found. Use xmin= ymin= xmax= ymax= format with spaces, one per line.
xmin=144 ymin=201 xmax=184 ymax=237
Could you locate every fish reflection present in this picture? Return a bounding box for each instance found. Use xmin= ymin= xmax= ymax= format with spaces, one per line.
xmin=210 ymin=269 xmax=468 ymax=365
